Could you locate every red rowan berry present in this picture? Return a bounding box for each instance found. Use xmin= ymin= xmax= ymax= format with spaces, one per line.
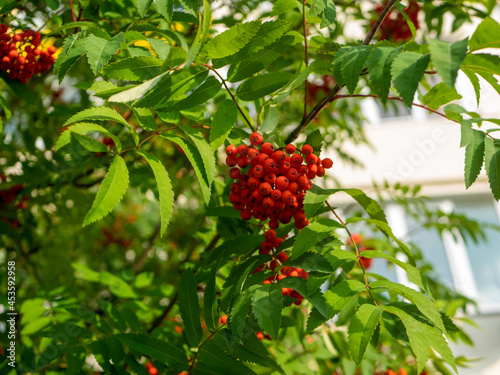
xmin=252 ymin=165 xmax=265 ymax=178
xmin=277 ymin=274 xmax=286 ymax=281
xmin=237 ymin=156 xmax=249 ymax=168
xmin=262 ymin=197 xmax=275 ymax=209
xmin=229 ymin=167 xmax=241 ymax=179
xmin=241 ymin=209 xmax=252 ymax=220
xmin=263 ymin=158 xmax=277 ymax=172
xmin=229 ymin=192 xmax=241 ymax=204
xmin=316 ymin=166 xmax=325 ymax=177
xmin=238 ymin=174 xmax=249 ymax=187
xmin=290 ymin=153 xmax=303 ymax=167
xmin=247 ymin=176 xmax=260 ymax=190
xmin=237 ymin=144 xmax=249 ymax=156
xmin=269 ymin=220 xmax=279 ymax=229
xmin=273 ymin=237 xmax=284 ymax=249
xmin=271 ymin=150 xmax=285 ymax=161
xmin=270 ymin=189 xmax=282 ymax=200
xmin=275 ymin=176 xmax=289 ymax=190
xmin=322 ymin=158 xmax=333 ymax=168
xmin=249 ymin=189 xmax=263 ymax=204
xmin=218 ymin=315 xmax=228 ymax=325
xmin=274 ymin=200 xmax=286 ymax=212
xmin=8 ymin=49 xmax=18 ymax=59
xmin=260 ymin=142 xmax=274 ymax=155
xmin=259 ymin=182 xmax=272 ymax=195
xmin=248 ymin=148 xmax=259 ymax=160
xmin=285 ymin=144 xmax=296 ymax=154
xmin=256 ymin=332 xmax=265 ymax=340
xmin=302 ymin=144 xmax=313 ymax=155
xmin=289 ymin=270 xmax=299 ymax=277
xmin=250 ymin=132 xmax=264 ymax=145
xmin=264 ymin=230 xmax=276 ymax=241
xmin=226 ymin=155 xmax=237 ymax=167
xmin=256 ymin=153 xmax=269 ymax=165
xmin=277 ymin=251 xmax=288 ymax=263
xmin=306 ymin=154 xmax=317 ymax=165
xmin=260 ymin=241 xmax=273 ymax=254
xmin=264 ymin=173 xmax=276 ymax=184
xmin=286 ymin=168 xmax=299 ymax=181
xmin=47 ymin=45 xmax=56 ymax=54
xmin=288 ymin=182 xmax=299 ymax=195
xmin=226 ymin=144 xmax=238 ymax=156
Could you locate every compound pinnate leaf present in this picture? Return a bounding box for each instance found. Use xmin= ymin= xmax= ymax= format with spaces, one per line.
xmin=348 ymin=304 xmax=382 ymax=365
xmin=117 ymin=333 xmax=188 ymax=370
xmin=391 ymin=52 xmax=430 ymax=107
xmin=83 ymin=155 xmax=129 ymax=227
xmin=202 ymin=21 xmax=261 ymax=60
xmin=366 ymin=46 xmax=403 ymax=104
xmin=252 ymin=283 xmax=282 ymax=339
xmin=86 ymin=33 xmax=125 ymax=74
xmin=178 ymin=269 xmax=203 ymax=347
xmin=55 ymin=122 xmax=122 ymax=152
xmin=429 ymin=38 xmax=468 ymax=87
xmin=138 ymin=151 xmax=175 ymax=236
xmin=102 ymin=56 xmax=163 ymax=82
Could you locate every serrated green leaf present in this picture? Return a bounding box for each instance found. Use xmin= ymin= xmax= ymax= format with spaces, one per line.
xmin=108 ymin=72 xmax=168 ymax=103
xmin=210 ymin=100 xmax=238 ymax=151
xmin=366 ymin=46 xmax=403 ymax=104
xmin=252 ymin=283 xmax=282 ymax=339
xmin=340 ymin=46 xmax=373 ymax=94
xmin=348 ymin=304 xmax=382 ymax=365
xmin=135 ymin=0 xmax=153 ymax=17
xmin=305 ymin=129 xmax=323 ymax=154
xmin=291 ymin=218 xmax=343 ymax=259
xmin=227 ymin=35 xmax=293 ymax=82
xmin=464 ymin=130 xmax=486 ymax=189
xmin=286 ymin=252 xmax=334 ymax=274
xmin=469 ymin=17 xmax=500 ymax=52
xmin=383 ymin=305 xmax=457 ymax=373
xmin=55 ymin=123 xmax=122 ymax=152
xmin=230 ymin=287 xmax=255 ymax=338
xmin=198 ymin=341 xmax=256 ymax=375
xmin=55 ymin=36 xmax=88 ymax=83
xmin=102 ymin=56 xmax=163 ymax=82
xmin=67 ymin=346 xmax=86 ymax=374
xmin=485 ymin=137 xmax=500 ymax=200
xmin=178 ymin=0 xmax=198 ymax=14
xmin=87 ymin=33 xmax=125 ymax=74
xmin=429 ymin=38 xmax=468 ymax=87
xmin=132 ymin=107 xmax=157 ymax=131
xmin=83 ymin=155 xmax=129 ymax=226
xmin=204 ymin=265 xmax=219 ymax=332
xmin=236 ymin=72 xmax=293 ymax=101
xmin=179 ymin=125 xmax=216 ymax=186
xmin=461 ymin=68 xmax=481 ymax=105
xmin=260 ymin=106 xmax=279 ymax=133
xmin=117 ymin=333 xmax=188 ymax=370
xmin=178 ymin=269 xmax=203 ymax=347
xmin=331 ymin=47 xmax=350 ymax=85
xmin=422 ymin=82 xmax=462 ymax=110
xmin=99 ymin=271 xmax=138 ymax=299
xmin=138 ymin=151 xmax=175 ymax=235
xmin=370 ymin=280 xmax=445 ymax=332
xmin=392 ymin=52 xmax=430 ymax=107
xmin=70 ymin=132 xmax=109 ymax=153
xmin=160 ymin=76 xmax=221 ymax=112
xmin=90 ymin=339 xmax=111 ymax=371
xmin=64 ymin=106 xmax=138 ymax=145
xmin=461 ymin=53 xmax=500 ymax=76
xmin=202 ymin=21 xmax=260 ymax=60
xmin=154 ymin=0 xmax=173 ymax=21
xmin=310 ymin=0 xmax=337 ymax=28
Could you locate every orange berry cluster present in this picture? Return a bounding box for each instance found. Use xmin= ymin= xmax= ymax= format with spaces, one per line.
xmin=0 ymin=24 xmax=56 ymax=83
xmin=225 ymin=132 xmax=333 ymax=305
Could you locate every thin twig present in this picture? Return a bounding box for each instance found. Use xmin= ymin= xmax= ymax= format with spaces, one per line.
xmin=285 ymin=0 xmax=400 ymax=144
xmin=202 ymin=64 xmax=255 ymax=132
xmin=302 ymin=0 xmax=309 ymax=121
xmin=148 ymin=292 xmax=178 ymax=333
xmin=188 ymin=323 xmax=226 ymax=374
xmin=326 ymin=201 xmax=379 ymax=307
xmin=133 ymin=221 xmax=162 ymax=274
xmin=69 ymin=0 xmax=77 ymax=23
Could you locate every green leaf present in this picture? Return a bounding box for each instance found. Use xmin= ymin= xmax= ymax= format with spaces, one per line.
xmin=135 ymin=0 xmax=153 ymax=17
xmin=178 ymin=269 xmax=203 ymax=347
xmin=202 ymin=21 xmax=261 ymax=60
xmin=178 ymin=0 xmax=198 ymax=15
xmin=286 ymin=252 xmax=334 ymax=274
xmin=185 ymin=0 xmax=211 ymax=67
xmin=236 ymin=72 xmax=293 ymax=101
xmin=461 ymin=53 xmax=500 ymax=76
xmin=83 ymin=155 xmax=129 ymax=226
xmin=179 ymin=125 xmax=216 ymax=186
xmin=485 ymin=137 xmax=500 ymax=200
xmin=291 ymin=218 xmax=343 ymax=259
xmin=204 ymin=265 xmax=219 ymax=332
xmin=67 ymin=347 xmax=86 ymax=374
xmin=70 ymin=132 xmax=109 ymax=153
xmin=366 ymin=46 xmax=403 ymax=104
xmin=260 ymin=105 xmax=279 ymax=133
xmin=469 ymin=17 xmax=500 ymax=52
xmin=108 ymin=72 xmax=168 ymax=103
xmin=230 ymin=287 xmax=255 ymax=338
xmin=102 ymin=56 xmax=163 ymax=82
xmin=339 ymin=46 xmax=373 ymax=94
xmin=117 ymin=333 xmax=188 ymax=370
xmin=55 ymin=123 xmax=122 ymax=152
xmin=227 ymin=35 xmax=293 ymax=83
xmin=55 ymin=36 xmax=88 ymax=83
xmin=429 ymin=38 xmax=468 ymax=87
xmin=86 ymin=33 xmax=125 ymax=74
xmin=348 ymin=304 xmax=382 ymax=366
xmin=64 ymin=106 xmax=138 ymax=145
xmin=160 ymin=76 xmax=222 ymax=112
xmin=138 ymin=151 xmax=175 ymax=235
xmin=383 ymin=305 xmax=457 ymax=373
xmin=462 ymin=68 xmax=481 ymax=105
xmin=391 ymin=52 xmax=430 ymax=107
xmin=198 ymin=341 xmax=256 ymax=375
xmin=217 ymin=20 xmax=291 ymax=69
xmin=210 ymin=100 xmax=238 ymax=151
xmin=422 ymin=82 xmax=462 ymax=110
xmin=97 ymin=300 xmax=127 ymax=331
xmin=464 ymin=130 xmax=486 ymax=189
xmin=311 ymin=0 xmax=337 ymax=28
xmin=132 ymin=107 xmax=157 ymax=131
xmin=252 ymin=283 xmax=283 ymax=339
xmin=154 ymin=0 xmax=173 ymax=21
xmin=370 ymin=280 xmax=445 ymax=333
xmin=98 ymin=272 xmax=138 ymax=299
xmin=305 ymin=129 xmax=323 ymax=154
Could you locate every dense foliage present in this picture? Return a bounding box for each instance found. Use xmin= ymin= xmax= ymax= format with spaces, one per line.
xmin=1 ymin=0 xmax=500 ymax=374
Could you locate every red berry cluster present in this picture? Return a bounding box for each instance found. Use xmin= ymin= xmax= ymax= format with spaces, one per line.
xmin=373 ymin=0 xmax=420 ymax=42
xmin=0 ymin=181 xmax=28 ymax=228
xmin=225 ymin=132 xmax=333 ymax=305
xmin=0 ymin=24 xmax=56 ymax=83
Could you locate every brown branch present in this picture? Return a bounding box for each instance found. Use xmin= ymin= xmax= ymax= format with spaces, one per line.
xmin=202 ymin=64 xmax=255 ymax=132
xmin=285 ymin=0 xmax=400 ymax=144
xmin=326 ymin=201 xmax=379 ymax=307
xmin=69 ymin=0 xmax=77 ymax=23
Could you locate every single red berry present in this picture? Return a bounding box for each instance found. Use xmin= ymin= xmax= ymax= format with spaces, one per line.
xmin=218 ymin=315 xmax=228 ymax=325
xmin=302 ymin=144 xmax=313 ymax=155
xmin=316 ymin=166 xmax=326 ymax=177
xmin=260 ymin=142 xmax=274 ymax=155
xmin=226 ymin=144 xmax=238 ymax=156
xmin=290 ymin=153 xmax=303 ymax=167
xmin=252 ymin=165 xmax=265 ymax=178
xmin=260 ymin=241 xmax=273 ymax=254
xmin=322 ymin=158 xmax=333 ymax=168
xmin=277 ymin=251 xmax=288 ymax=263
xmin=269 ymin=220 xmax=279 ymax=229
xmin=275 ymin=176 xmax=289 ymax=190
xmin=264 ymin=172 xmax=276 ymax=184
xmin=247 ymin=176 xmax=260 ymax=190
xmin=262 ymin=196 xmax=275 ymax=209
xmin=238 ymin=144 xmax=249 ymax=156
xmin=259 ymin=182 xmax=272 ymax=195
xmin=229 ymin=167 xmax=241 ymax=179
xmin=264 ymin=230 xmax=276 ymax=241
xmin=250 ymin=132 xmax=264 ymax=146
xmin=270 ymin=189 xmax=282 ymax=200
xmin=241 ymin=209 xmax=252 ymax=220
xmin=256 ymin=332 xmax=265 ymax=340
xmin=271 ymin=150 xmax=285 ymax=161
xmin=47 ymin=45 xmax=57 ymax=54
xmin=287 ymin=168 xmax=299 ymax=181
xmin=226 ymin=155 xmax=237 ymax=167
xmin=248 ymin=148 xmax=259 ymax=160
xmin=306 ymin=154 xmax=318 ymax=165
xmin=285 ymin=144 xmax=296 ymax=154
xmin=237 ymin=156 xmax=249 ymax=168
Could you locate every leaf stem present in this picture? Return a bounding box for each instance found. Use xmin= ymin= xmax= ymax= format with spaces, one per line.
xmin=188 ymin=322 xmax=226 ymax=374
xmin=69 ymin=0 xmax=77 ymax=23
xmin=202 ymin=64 xmax=256 ymax=133
xmin=285 ymin=0 xmax=400 ymax=144
xmin=325 ymin=201 xmax=379 ymax=307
